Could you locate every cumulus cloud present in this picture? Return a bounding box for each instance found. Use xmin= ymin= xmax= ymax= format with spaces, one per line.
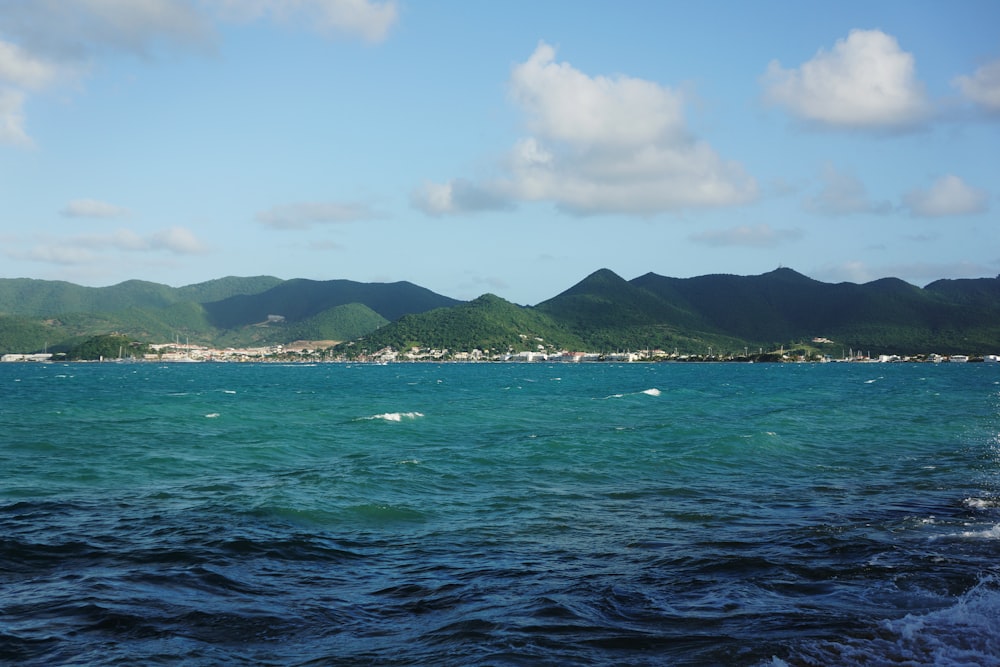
xmin=762 ymin=29 xmax=930 ymax=130
xmin=902 ymin=175 xmax=990 ymax=217
xmin=804 ymin=163 xmax=891 ymax=216
xmin=689 ymin=224 xmax=803 ymax=248
xmin=415 ymin=42 xmax=756 ymax=218
xmin=256 ymin=201 xmax=382 ymax=229
xmin=60 ymin=198 xmax=130 ymax=218
xmin=953 ymin=58 xmax=1000 ymax=114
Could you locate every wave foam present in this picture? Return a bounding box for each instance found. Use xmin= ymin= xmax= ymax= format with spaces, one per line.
xmin=964 ymin=497 xmax=1000 ymax=510
xmin=772 ymin=577 xmax=1000 ymax=666
xmin=958 ymin=524 xmax=1000 ymax=539
xmin=367 ymin=412 xmax=424 ymax=422
xmin=603 ymin=388 xmax=662 ymax=399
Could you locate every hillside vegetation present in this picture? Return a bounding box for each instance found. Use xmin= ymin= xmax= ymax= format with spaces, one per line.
xmin=2 ymin=269 xmax=999 ymax=357
xmin=0 ymin=276 xmax=453 ymax=354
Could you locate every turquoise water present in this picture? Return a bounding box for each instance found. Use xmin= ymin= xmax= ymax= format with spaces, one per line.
xmin=2 ymin=362 xmax=999 ymax=665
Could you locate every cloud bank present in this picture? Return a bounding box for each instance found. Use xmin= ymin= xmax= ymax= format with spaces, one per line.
xmin=0 ymin=0 xmax=397 ymax=145
xmin=7 ymin=225 xmax=209 ymax=267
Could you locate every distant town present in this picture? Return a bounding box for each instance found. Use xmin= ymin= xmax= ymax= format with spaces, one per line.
xmin=3 ymin=340 xmax=999 ymax=364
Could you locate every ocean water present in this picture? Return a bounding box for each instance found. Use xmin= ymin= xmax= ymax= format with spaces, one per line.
xmin=2 ymin=361 xmax=999 ymax=666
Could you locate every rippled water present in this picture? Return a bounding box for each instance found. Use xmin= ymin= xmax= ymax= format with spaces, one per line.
xmin=2 ymin=362 xmax=999 ymax=665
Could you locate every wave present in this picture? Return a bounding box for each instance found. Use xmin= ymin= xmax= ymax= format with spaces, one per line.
xmin=365 ymin=412 xmax=425 ymax=422
xmin=602 ymin=387 xmax=661 ymax=399
xmin=964 ymin=497 xmax=1000 ymax=510
xmin=770 ymin=576 xmax=1000 ymax=666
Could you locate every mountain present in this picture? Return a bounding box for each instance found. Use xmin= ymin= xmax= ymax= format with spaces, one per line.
xmin=0 ymin=276 xmax=282 ymax=316
xmin=625 ymin=268 xmax=1000 ymax=352
xmin=201 ymin=278 xmax=462 ymax=329
xmin=342 ymin=293 xmax=587 ymax=354
xmin=2 ymin=269 xmax=999 ymax=357
xmin=0 ymin=276 xmax=459 ymax=354
xmin=344 ymin=266 xmax=1000 ymax=358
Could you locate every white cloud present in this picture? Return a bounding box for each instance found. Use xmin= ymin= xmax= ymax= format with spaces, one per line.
xmin=22 ymin=244 xmax=101 ymax=265
xmin=689 ymin=224 xmax=803 ymax=248
xmin=209 ymin=0 xmax=398 ymax=43
xmin=0 ymin=0 xmax=214 ymax=60
xmin=60 ymin=198 xmax=130 ymax=218
xmin=804 ymin=163 xmax=891 ymax=216
xmin=149 ymin=226 xmax=209 ymax=254
xmin=256 ymin=201 xmax=382 ymax=229
xmin=0 ymin=39 xmax=63 ymax=89
xmin=9 ymin=226 xmax=209 ymax=265
xmin=762 ymin=29 xmax=930 ymax=130
xmin=0 ymin=88 xmax=30 ymax=146
xmin=416 ymin=42 xmax=757 ymax=218
xmin=953 ymin=58 xmax=1000 ymax=113
xmin=902 ymin=174 xmax=990 ymax=217
xmin=411 ymin=179 xmax=513 ymax=216
xmin=0 ymin=0 xmax=396 ymax=145
xmin=509 ymin=42 xmax=686 ymax=148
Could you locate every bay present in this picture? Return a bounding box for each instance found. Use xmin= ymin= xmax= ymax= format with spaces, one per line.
xmin=2 ymin=362 xmax=999 ymax=665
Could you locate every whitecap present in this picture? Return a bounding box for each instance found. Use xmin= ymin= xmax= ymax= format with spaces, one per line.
xmin=958 ymin=524 xmax=1000 ymax=539
xmin=775 ymin=576 xmax=1000 ymax=666
xmin=641 ymin=388 xmax=661 ymax=396
xmin=367 ymin=411 xmax=424 ymax=422
xmin=964 ymin=497 xmax=1000 ymax=510
xmin=205 ymin=413 xmax=220 ymax=418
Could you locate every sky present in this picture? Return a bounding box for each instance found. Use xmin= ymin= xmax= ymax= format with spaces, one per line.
xmin=1 ymin=0 xmax=998 ymax=305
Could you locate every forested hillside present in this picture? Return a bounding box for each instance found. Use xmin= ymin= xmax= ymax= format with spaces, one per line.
xmin=2 ymin=269 xmax=999 ymax=357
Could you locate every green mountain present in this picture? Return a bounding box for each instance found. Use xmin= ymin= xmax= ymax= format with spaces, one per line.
xmin=213 ymin=303 xmax=390 ymax=347
xmin=343 ymin=268 xmax=1000 ymax=358
xmin=627 ymin=268 xmax=1000 ymax=353
xmin=0 ymin=276 xmax=281 ymax=316
xmin=0 ymin=276 xmax=457 ymax=354
xmin=201 ymin=278 xmax=461 ymax=328
xmin=534 ymin=268 xmax=738 ymax=353
xmin=340 ymin=293 xmax=587 ymax=355
xmin=2 ymin=269 xmax=999 ymax=358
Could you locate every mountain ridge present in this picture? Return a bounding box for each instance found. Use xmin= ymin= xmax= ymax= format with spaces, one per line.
xmin=1 ymin=269 xmax=999 ymax=356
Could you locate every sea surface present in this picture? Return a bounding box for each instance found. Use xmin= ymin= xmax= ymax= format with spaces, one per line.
xmin=2 ymin=361 xmax=999 ymax=666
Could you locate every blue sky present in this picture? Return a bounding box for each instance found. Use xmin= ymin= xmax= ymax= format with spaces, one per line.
xmin=1 ymin=0 xmax=998 ymax=305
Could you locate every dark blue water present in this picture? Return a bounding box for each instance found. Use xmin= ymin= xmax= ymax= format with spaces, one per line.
xmin=2 ymin=362 xmax=999 ymax=665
